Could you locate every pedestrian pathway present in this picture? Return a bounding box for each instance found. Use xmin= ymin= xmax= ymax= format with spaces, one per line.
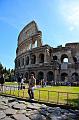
xmin=0 ymin=96 xmax=79 ymax=120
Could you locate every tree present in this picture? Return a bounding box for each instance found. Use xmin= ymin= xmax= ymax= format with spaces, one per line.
xmin=0 ymin=62 xmax=3 ymax=74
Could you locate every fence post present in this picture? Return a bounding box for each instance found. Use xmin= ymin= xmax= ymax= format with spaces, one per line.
xmin=78 ymin=93 xmax=79 ymax=105
xmin=39 ymin=90 xmax=40 ymax=101
xmin=48 ymin=91 xmax=49 ymax=102
xmin=67 ymin=92 xmax=69 ymax=105
xmin=57 ymin=92 xmax=59 ymax=104
xmin=23 ymin=90 xmax=24 ymax=98
xmin=13 ymin=86 xmax=15 ymax=95
xmin=18 ymin=89 xmax=19 ymax=97
xmin=10 ymin=86 xmax=11 ymax=94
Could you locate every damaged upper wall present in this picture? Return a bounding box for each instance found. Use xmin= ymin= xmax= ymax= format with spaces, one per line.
xmin=17 ymin=21 xmax=42 ymax=55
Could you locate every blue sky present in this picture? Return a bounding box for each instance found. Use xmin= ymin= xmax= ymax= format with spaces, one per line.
xmin=0 ymin=0 xmax=79 ymax=69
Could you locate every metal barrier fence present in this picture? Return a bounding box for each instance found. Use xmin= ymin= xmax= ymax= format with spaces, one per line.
xmin=0 ymin=85 xmax=79 ymax=107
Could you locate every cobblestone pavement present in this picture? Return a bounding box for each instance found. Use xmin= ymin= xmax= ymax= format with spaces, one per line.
xmin=0 ymin=96 xmax=79 ymax=120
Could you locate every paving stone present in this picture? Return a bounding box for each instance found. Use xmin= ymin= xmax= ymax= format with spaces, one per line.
xmin=4 ymin=108 xmax=17 ymax=115
xmin=0 ymin=105 xmax=9 ymax=110
xmin=17 ymin=109 xmax=26 ymax=114
xmin=0 ymin=96 xmax=79 ymax=120
xmin=0 ymin=111 xmax=6 ymax=119
xmin=8 ymin=101 xmax=18 ymax=107
xmin=1 ymin=117 xmax=14 ymax=120
xmin=8 ymin=98 xmax=16 ymax=103
xmin=12 ymin=114 xmax=30 ymax=120
xmin=13 ymin=103 xmax=26 ymax=110
xmin=29 ymin=113 xmax=46 ymax=120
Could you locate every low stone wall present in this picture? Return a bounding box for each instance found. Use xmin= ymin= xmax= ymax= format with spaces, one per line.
xmin=0 ymin=95 xmax=79 ymax=120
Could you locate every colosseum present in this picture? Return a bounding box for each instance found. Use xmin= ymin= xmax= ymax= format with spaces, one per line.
xmin=15 ymin=21 xmax=79 ymax=85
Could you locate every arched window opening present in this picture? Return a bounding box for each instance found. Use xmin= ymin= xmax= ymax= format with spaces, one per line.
xmin=31 ymin=55 xmax=36 ymax=64
xmin=71 ymin=73 xmax=79 ymax=82
xmin=73 ymin=57 xmax=77 ymax=63
xmin=63 ymin=58 xmax=68 ymax=62
xmin=47 ymin=71 xmax=54 ymax=84
xmin=61 ymin=54 xmax=69 ymax=63
xmin=22 ymin=58 xmax=24 ymax=66
xmin=18 ymin=59 xmax=20 ymax=67
xmin=38 ymin=72 xmax=44 ymax=80
xmin=61 ymin=73 xmax=68 ymax=82
xmin=37 ymin=72 xmax=44 ymax=85
xmin=39 ymin=54 xmax=44 ymax=63
xmin=53 ymin=55 xmax=57 ymax=61
xmin=25 ymin=56 xmax=29 ymax=65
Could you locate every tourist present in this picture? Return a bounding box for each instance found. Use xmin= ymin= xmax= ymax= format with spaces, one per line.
xmin=21 ymin=77 xmax=24 ymax=89
xmin=0 ymin=74 xmax=5 ymax=92
xmin=44 ymin=79 xmax=47 ymax=87
xmin=28 ymin=74 xmax=36 ymax=100
xmin=17 ymin=75 xmax=21 ymax=90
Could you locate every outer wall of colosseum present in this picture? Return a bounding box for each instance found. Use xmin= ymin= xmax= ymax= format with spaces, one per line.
xmin=15 ymin=21 xmax=79 ymax=85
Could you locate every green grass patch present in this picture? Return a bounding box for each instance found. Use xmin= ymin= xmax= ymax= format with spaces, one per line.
xmin=5 ymin=82 xmax=18 ymax=86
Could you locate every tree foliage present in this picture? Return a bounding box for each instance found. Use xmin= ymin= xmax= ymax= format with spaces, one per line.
xmin=0 ymin=62 xmax=15 ymax=82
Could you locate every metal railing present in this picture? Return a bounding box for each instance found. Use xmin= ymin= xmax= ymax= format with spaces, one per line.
xmin=0 ymin=85 xmax=79 ymax=107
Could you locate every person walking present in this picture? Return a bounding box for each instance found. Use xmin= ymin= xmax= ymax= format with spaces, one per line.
xmin=28 ymin=74 xmax=36 ymax=100
xmin=0 ymin=74 xmax=5 ymax=92
xmin=21 ymin=77 xmax=24 ymax=89
xmin=17 ymin=75 xmax=21 ymax=90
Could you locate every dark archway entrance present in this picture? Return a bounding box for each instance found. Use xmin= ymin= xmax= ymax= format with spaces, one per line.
xmin=37 ymin=72 xmax=44 ymax=85
xmin=47 ymin=71 xmax=54 ymax=84
xmin=61 ymin=73 xmax=68 ymax=82
xmin=39 ymin=54 xmax=44 ymax=63
xmin=71 ymin=72 xmax=79 ymax=82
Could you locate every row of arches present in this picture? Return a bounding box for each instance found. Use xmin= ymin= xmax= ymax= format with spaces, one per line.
xmin=16 ymin=53 xmax=44 ymax=67
xmin=16 ymin=53 xmax=78 ymax=68
xmin=53 ymin=54 xmax=78 ymax=63
xmin=19 ymin=71 xmax=79 ymax=83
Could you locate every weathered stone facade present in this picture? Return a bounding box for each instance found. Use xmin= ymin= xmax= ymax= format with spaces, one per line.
xmin=15 ymin=21 xmax=79 ymax=84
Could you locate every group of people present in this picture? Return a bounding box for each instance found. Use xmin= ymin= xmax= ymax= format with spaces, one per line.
xmin=17 ymin=74 xmax=36 ymax=100
xmin=17 ymin=75 xmax=25 ymax=90
xmin=0 ymin=73 xmax=46 ymax=100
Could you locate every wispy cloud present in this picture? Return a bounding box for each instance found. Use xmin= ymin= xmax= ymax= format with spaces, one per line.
xmin=59 ymin=0 xmax=79 ymax=31
xmin=0 ymin=16 xmax=18 ymax=29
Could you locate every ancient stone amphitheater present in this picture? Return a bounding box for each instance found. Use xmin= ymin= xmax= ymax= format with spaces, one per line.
xmin=15 ymin=21 xmax=79 ymax=85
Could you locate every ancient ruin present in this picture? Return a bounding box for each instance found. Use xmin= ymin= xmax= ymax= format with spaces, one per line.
xmin=15 ymin=21 xmax=79 ymax=85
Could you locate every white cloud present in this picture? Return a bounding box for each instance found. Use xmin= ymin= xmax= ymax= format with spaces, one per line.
xmin=59 ymin=0 xmax=79 ymax=31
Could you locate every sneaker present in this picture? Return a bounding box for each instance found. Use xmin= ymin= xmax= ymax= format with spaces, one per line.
xmin=31 ymin=99 xmax=34 ymax=101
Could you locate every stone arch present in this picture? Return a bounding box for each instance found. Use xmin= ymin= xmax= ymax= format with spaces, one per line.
xmin=61 ymin=54 xmax=69 ymax=63
xmin=25 ymin=56 xmax=29 ymax=65
xmin=53 ymin=55 xmax=58 ymax=61
xmin=71 ymin=72 xmax=79 ymax=82
xmin=38 ymin=71 xmax=44 ymax=80
xmin=73 ymin=56 xmax=77 ymax=63
xmin=61 ymin=73 xmax=68 ymax=82
xmin=39 ymin=53 xmax=44 ymax=63
xmin=47 ymin=71 xmax=54 ymax=83
xmin=31 ymin=54 xmax=36 ymax=64
xmin=37 ymin=71 xmax=44 ymax=85
xmin=18 ymin=59 xmax=20 ymax=67
xmin=22 ymin=57 xmax=24 ymax=66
